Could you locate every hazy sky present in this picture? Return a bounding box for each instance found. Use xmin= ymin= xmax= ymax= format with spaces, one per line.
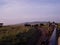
xmin=0 ymin=0 xmax=60 ymax=25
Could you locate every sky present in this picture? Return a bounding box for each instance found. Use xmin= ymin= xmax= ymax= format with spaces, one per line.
xmin=0 ymin=0 xmax=60 ymax=25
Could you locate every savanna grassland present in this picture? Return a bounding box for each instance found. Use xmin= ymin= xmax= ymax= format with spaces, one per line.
xmin=0 ymin=23 xmax=60 ymax=45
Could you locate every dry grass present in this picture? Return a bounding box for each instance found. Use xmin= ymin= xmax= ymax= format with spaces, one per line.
xmin=0 ymin=24 xmax=60 ymax=41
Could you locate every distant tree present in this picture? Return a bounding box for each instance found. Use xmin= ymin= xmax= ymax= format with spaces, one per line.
xmin=40 ymin=23 xmax=44 ymax=27
xmin=33 ymin=24 xmax=39 ymax=28
xmin=24 ymin=23 xmax=31 ymax=27
xmin=0 ymin=23 xmax=3 ymax=27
